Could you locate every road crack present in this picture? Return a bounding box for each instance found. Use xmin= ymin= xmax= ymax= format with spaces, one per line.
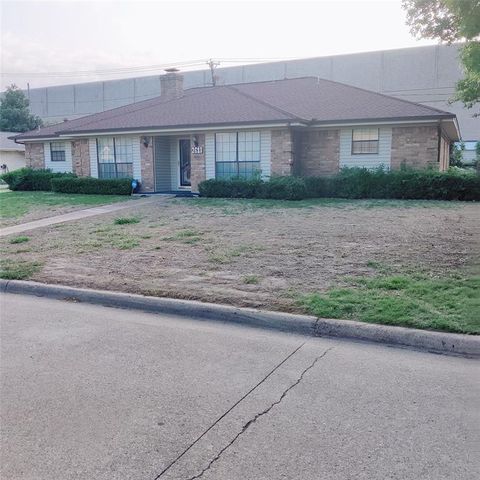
xmin=186 ymin=346 xmax=333 ymax=480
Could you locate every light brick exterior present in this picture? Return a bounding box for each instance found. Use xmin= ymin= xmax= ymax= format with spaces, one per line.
xmin=71 ymin=139 xmax=90 ymax=176
xmin=391 ymin=125 xmax=439 ymax=170
xmin=190 ymin=133 xmax=206 ymax=192
xmin=25 ymin=143 xmax=45 ymax=169
xmin=140 ymin=137 xmax=155 ymax=192
xmin=294 ymin=129 xmax=340 ymax=176
xmin=271 ymin=129 xmax=293 ymax=176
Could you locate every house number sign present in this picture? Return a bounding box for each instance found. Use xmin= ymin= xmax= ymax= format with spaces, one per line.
xmin=191 ymin=146 xmax=203 ymax=154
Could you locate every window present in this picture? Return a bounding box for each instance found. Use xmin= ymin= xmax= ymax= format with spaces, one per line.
xmin=96 ymin=137 xmax=133 ymax=179
xmin=50 ymin=142 xmax=66 ymax=162
xmin=215 ymin=131 xmax=261 ymax=179
xmin=351 ymin=128 xmax=379 ymax=155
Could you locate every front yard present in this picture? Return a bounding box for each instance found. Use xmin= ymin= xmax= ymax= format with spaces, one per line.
xmin=1 ymin=196 xmax=479 ymax=333
xmin=0 ymin=190 xmax=130 ymax=227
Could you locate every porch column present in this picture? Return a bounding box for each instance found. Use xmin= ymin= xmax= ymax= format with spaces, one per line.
xmin=140 ymin=136 xmax=155 ymax=192
xmin=190 ymin=133 xmax=206 ymax=193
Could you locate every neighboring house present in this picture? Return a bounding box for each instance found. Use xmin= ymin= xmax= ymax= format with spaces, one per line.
xmin=462 ymin=141 xmax=478 ymax=166
xmin=12 ymin=71 xmax=459 ymax=194
xmin=0 ymin=132 xmax=26 ymax=173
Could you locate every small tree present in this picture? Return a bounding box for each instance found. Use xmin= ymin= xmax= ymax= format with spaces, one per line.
xmin=450 ymin=141 xmax=464 ymax=167
xmin=0 ymin=85 xmax=43 ymax=132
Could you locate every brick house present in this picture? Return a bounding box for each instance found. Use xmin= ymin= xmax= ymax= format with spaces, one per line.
xmin=13 ymin=71 xmax=459 ymax=193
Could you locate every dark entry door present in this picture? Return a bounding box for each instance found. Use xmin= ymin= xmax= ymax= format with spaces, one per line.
xmin=179 ymin=139 xmax=191 ymax=187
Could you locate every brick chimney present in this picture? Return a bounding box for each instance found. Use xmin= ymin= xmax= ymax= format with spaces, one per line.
xmin=160 ymin=68 xmax=184 ymax=100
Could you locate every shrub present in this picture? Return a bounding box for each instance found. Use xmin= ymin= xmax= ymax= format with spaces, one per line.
xmin=198 ymin=178 xmax=264 ymax=198
xmin=51 ymin=177 xmax=132 ymax=195
xmin=1 ymin=168 xmax=75 ymax=191
xmin=198 ymin=168 xmax=480 ymax=202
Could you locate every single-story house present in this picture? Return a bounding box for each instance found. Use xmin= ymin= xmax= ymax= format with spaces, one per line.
xmin=12 ymin=71 xmax=459 ymax=193
xmin=1 ymin=132 xmax=26 ymax=174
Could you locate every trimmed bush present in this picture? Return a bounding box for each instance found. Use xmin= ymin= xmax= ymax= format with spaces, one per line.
xmin=198 ymin=178 xmax=264 ymax=198
xmin=51 ymin=176 xmax=132 ymax=195
xmin=0 ymin=168 xmax=75 ymax=191
xmin=198 ymin=168 xmax=480 ymax=201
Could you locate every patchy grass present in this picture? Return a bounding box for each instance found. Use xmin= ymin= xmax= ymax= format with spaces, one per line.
xmin=207 ymin=245 xmax=263 ymax=264
xmin=0 ymin=259 xmax=42 ymax=280
xmin=9 ymin=236 xmax=30 ymax=244
xmin=162 ymin=229 xmax=205 ymax=244
xmin=0 ymin=190 xmax=130 ymax=225
xmin=297 ymin=271 xmax=480 ymax=334
xmin=243 ymin=275 xmax=260 ymax=285
xmin=114 ymin=217 xmax=140 ymax=225
xmin=182 ymin=197 xmax=459 ymax=213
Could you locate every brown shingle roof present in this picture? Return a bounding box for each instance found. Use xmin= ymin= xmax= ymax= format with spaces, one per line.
xmin=14 ymin=77 xmax=455 ymax=140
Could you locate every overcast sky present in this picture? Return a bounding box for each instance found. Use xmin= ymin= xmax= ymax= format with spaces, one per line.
xmin=1 ymin=0 xmax=437 ymax=90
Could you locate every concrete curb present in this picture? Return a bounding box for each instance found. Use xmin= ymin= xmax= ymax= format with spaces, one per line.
xmin=1 ymin=279 xmax=479 ymax=357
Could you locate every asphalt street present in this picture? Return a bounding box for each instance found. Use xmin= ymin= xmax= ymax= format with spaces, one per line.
xmin=1 ymin=293 xmax=479 ymax=479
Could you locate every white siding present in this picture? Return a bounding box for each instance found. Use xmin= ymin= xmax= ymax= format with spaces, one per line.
xmin=339 ymin=127 xmax=392 ymax=169
xmin=43 ymin=141 xmax=73 ymax=173
xmin=169 ymin=137 xmax=179 ymax=189
xmin=260 ymin=130 xmax=271 ymax=179
xmin=205 ymin=133 xmax=215 ymax=179
xmin=89 ymin=138 xmax=98 ymax=178
xmin=131 ymin=136 xmax=142 ymax=181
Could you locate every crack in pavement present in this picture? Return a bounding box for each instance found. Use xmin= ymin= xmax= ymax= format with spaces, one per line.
xmin=185 ymin=346 xmax=334 ymax=480
xmin=153 ymin=342 xmax=307 ymax=480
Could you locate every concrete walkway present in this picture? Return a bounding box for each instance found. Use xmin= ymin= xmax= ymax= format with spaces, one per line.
xmin=0 ymin=197 xmax=161 ymax=237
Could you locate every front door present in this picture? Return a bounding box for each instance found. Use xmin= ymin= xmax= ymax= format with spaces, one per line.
xmin=179 ymin=139 xmax=191 ymax=187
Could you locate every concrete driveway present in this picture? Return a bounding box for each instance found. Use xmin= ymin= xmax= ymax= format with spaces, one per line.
xmin=1 ymin=293 xmax=478 ymax=480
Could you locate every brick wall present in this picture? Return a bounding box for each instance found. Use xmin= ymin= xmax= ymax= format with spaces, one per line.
xmin=391 ymin=125 xmax=439 ymax=170
xmin=271 ymin=129 xmax=293 ymax=176
xmin=294 ymin=129 xmax=340 ymax=176
xmin=71 ymin=139 xmax=90 ymax=176
xmin=140 ymin=137 xmax=155 ymax=192
xmin=190 ymin=133 xmax=206 ymax=192
xmin=25 ymin=143 xmax=45 ymax=169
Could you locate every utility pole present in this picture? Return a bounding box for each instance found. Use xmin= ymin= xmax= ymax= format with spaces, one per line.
xmin=206 ymin=58 xmax=220 ymax=86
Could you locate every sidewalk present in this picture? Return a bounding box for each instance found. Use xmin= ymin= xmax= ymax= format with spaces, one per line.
xmin=0 ymin=197 xmax=163 ymax=237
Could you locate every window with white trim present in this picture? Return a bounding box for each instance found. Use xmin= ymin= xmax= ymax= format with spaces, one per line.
xmin=50 ymin=141 xmax=66 ymax=162
xmin=215 ymin=131 xmax=261 ymax=179
xmin=96 ymin=137 xmax=133 ymax=179
xmin=351 ymin=128 xmax=379 ymax=155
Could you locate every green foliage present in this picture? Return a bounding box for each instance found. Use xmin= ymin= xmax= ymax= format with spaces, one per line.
xmin=9 ymin=236 xmax=30 ymax=244
xmin=450 ymin=142 xmax=465 ymax=166
xmin=114 ymin=217 xmax=140 ymax=225
xmin=402 ymin=1 xmax=480 ymax=113
xmin=0 ymin=168 xmax=75 ymax=191
xmin=0 ymin=259 xmax=42 ymax=280
xmin=198 ymin=168 xmax=480 ymax=202
xmin=0 ymin=85 xmax=43 ymax=132
xmin=298 ymin=272 xmax=480 ymax=334
xmin=51 ymin=176 xmax=132 ymax=195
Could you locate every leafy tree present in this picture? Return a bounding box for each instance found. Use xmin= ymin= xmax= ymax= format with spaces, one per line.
xmin=403 ymin=0 xmax=480 ymax=115
xmin=0 ymin=84 xmax=43 ymax=132
xmin=449 ymin=141 xmax=464 ymax=166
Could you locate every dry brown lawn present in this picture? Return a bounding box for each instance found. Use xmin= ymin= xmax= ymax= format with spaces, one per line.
xmin=1 ymin=197 xmax=478 ymax=313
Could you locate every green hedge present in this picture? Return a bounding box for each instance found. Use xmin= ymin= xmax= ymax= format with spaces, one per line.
xmin=51 ymin=176 xmax=132 ymax=195
xmin=0 ymin=168 xmax=75 ymax=191
xmin=198 ymin=168 xmax=480 ymax=201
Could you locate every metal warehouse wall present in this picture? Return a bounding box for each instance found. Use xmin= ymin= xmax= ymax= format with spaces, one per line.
xmin=24 ymin=44 xmax=478 ymax=141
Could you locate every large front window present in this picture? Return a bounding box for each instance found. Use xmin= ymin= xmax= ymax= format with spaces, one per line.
xmin=215 ymin=131 xmax=261 ymax=179
xmin=96 ymin=137 xmax=133 ymax=179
